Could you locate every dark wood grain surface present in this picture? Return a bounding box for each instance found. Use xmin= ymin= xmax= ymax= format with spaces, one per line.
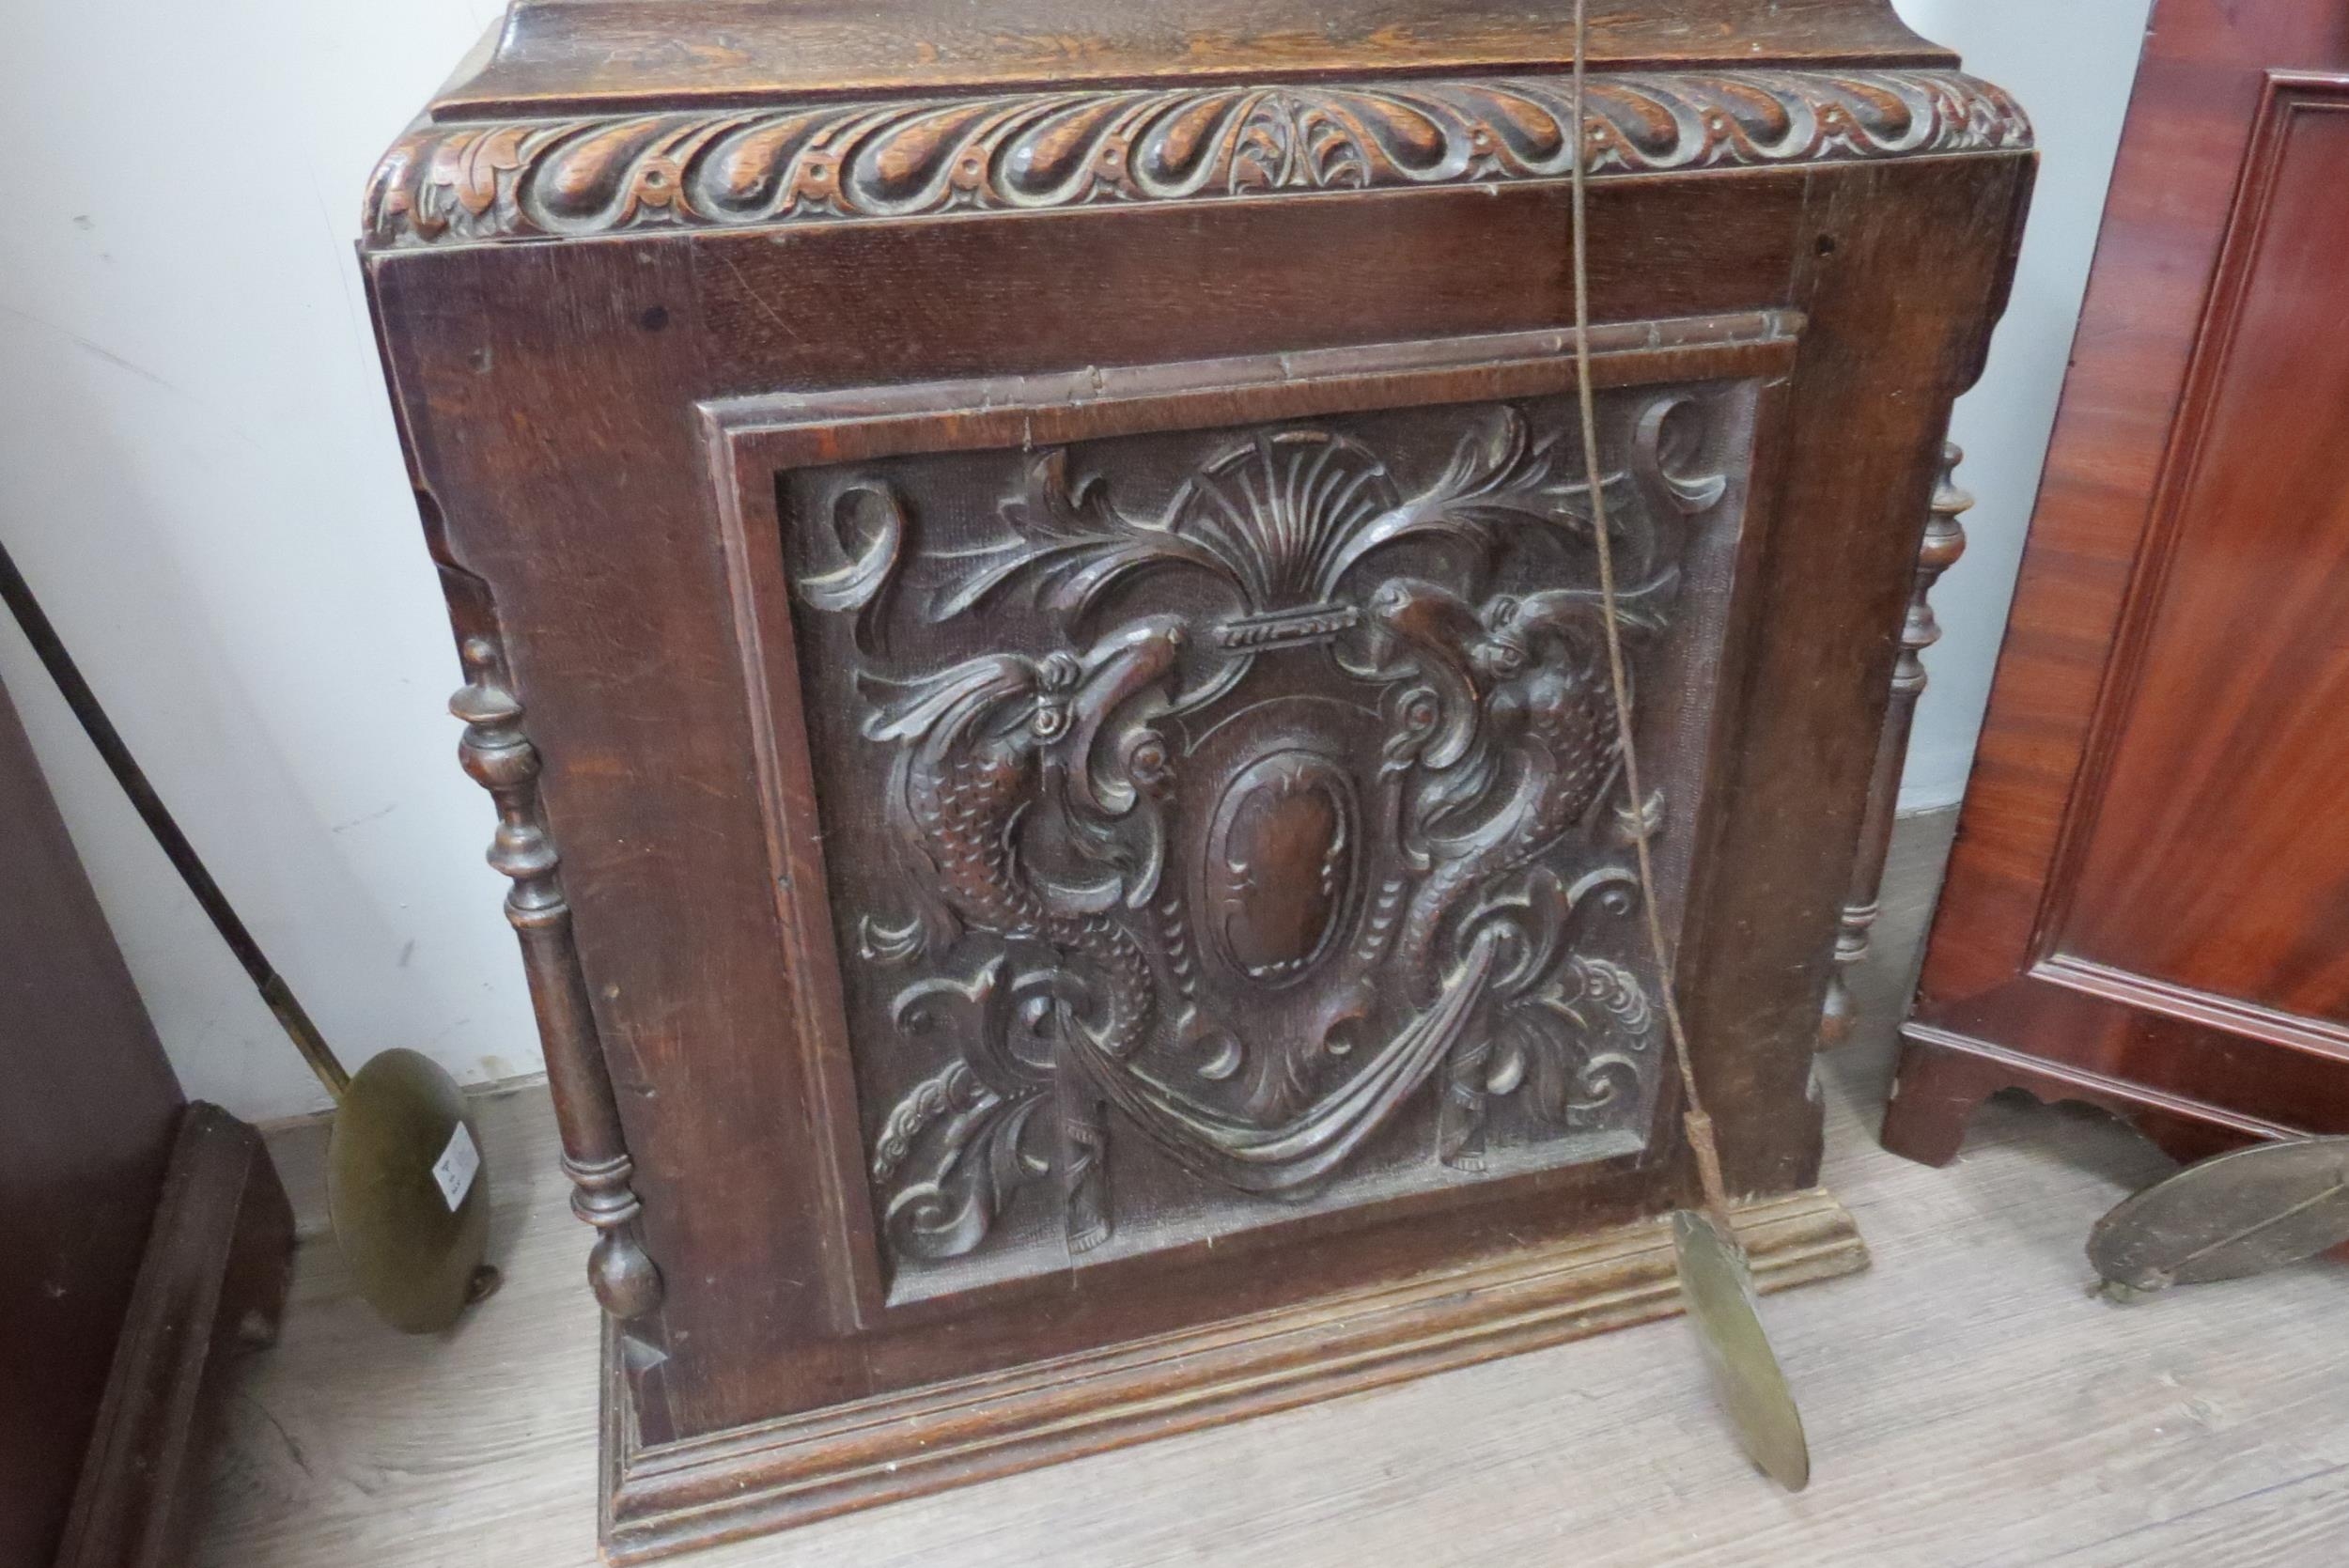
xmin=2056 ymin=85 xmax=2349 ymax=1026
xmin=432 ymin=0 xmax=1955 ymax=117
xmin=1890 ymin=0 xmax=2349 ymax=1167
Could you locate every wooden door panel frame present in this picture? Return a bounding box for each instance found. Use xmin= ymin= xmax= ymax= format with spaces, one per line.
xmin=702 ymin=317 xmax=1802 ymax=1350
xmin=2030 ymin=71 xmax=2349 ymax=979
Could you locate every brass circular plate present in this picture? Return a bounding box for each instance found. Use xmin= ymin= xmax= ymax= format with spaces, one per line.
xmin=1673 ymin=1209 xmax=1811 ymax=1492
xmin=326 ymin=1048 xmax=491 ymax=1334
xmin=2089 ymin=1136 xmax=2349 ymax=1295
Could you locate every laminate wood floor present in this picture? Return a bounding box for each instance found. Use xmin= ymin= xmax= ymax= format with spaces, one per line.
xmin=201 ymin=813 xmax=2349 ymax=1567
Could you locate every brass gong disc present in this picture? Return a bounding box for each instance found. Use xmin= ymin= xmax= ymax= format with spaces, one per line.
xmin=1674 ymin=1210 xmax=1812 ymax=1492
xmin=326 ymin=1048 xmax=492 ymax=1333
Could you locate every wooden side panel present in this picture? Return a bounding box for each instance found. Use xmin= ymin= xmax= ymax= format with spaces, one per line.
xmin=0 ymin=675 xmax=183 ymax=1566
xmin=2052 ymin=82 xmax=2349 ymax=1036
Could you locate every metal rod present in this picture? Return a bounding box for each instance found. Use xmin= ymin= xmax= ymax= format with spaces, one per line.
xmin=0 ymin=537 xmax=350 ymax=1097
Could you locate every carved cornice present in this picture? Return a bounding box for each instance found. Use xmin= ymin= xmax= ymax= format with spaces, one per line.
xmin=366 ymin=69 xmax=2030 ymax=248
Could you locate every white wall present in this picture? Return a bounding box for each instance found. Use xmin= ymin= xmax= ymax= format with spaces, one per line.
xmin=1890 ymin=0 xmax=2158 ymax=807
xmin=0 ymin=2 xmax=2151 ymax=1122
xmin=0 ymin=1 xmax=518 ymax=1121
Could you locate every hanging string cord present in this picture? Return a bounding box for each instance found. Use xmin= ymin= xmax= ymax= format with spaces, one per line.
xmin=1568 ymin=0 xmax=1732 ymax=1220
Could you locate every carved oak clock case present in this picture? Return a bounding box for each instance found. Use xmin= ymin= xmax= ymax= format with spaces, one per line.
xmin=360 ymin=1 xmax=2032 ymax=1556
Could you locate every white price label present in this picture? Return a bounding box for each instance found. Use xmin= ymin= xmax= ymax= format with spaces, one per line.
xmin=431 ymin=1121 xmax=481 ymax=1213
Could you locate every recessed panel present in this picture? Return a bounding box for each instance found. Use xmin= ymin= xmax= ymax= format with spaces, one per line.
xmin=768 ymin=365 xmax=1766 ymax=1303
xmin=2057 ymin=88 xmax=2349 ymax=1032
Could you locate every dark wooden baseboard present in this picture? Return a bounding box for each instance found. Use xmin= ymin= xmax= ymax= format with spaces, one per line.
xmin=1881 ymin=1023 xmax=2299 ymax=1171
xmin=54 ymin=1104 xmax=293 ymax=1568
xmin=599 ymin=1187 xmax=1864 ymax=1563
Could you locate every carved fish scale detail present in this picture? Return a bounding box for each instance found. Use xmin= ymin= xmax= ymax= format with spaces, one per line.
xmin=1391 ymin=595 xmax=1624 ymax=1004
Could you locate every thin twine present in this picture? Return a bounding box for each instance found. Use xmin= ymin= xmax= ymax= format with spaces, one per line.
xmin=1567 ymin=0 xmax=1731 ymax=1220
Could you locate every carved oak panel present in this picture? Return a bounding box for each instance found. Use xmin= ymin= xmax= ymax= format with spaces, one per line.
xmin=717 ymin=328 xmax=1779 ymax=1303
xmin=363 ymin=0 xmax=2039 ymax=1535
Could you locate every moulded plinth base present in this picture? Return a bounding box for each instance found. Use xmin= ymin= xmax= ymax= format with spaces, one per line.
xmin=599 ymin=1186 xmax=1865 ymax=1563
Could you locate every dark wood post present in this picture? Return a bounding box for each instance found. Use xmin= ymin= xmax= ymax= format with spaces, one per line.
xmin=1821 ymin=442 xmax=1970 ymax=1047
xmin=452 ymin=635 xmax=662 ymax=1321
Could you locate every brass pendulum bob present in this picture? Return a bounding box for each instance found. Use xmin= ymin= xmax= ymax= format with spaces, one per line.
xmin=1564 ymin=0 xmax=1811 ymax=1490
xmin=2090 ymin=1136 xmax=2349 ymax=1298
xmin=2 ymin=540 xmax=493 ymax=1333
xmin=324 ymin=1047 xmax=496 ymax=1334
xmin=1669 ymin=1114 xmax=1812 ymax=1492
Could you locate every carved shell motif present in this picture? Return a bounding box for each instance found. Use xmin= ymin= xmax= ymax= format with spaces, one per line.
xmin=1206 ymin=750 xmax=1357 ymax=986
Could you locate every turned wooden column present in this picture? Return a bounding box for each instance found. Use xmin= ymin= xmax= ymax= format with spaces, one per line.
xmin=1820 ymin=442 xmax=1970 ymax=1047
xmin=452 ymin=635 xmax=662 ymax=1321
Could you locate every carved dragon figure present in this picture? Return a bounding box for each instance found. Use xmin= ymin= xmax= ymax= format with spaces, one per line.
xmin=1359 ymin=578 xmax=1670 ymax=1166
xmin=869 ymin=615 xmax=1185 ymax=1250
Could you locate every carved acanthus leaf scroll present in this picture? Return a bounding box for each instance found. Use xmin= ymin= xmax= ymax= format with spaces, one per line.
xmin=796 ymin=393 xmax=1731 ymax=1269
xmin=367 ymin=70 xmax=2030 ymax=247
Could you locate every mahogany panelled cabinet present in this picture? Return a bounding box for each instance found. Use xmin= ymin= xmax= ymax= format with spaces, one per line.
xmin=1885 ymin=0 xmax=2349 ymax=1169
xmin=360 ymin=1 xmax=2031 ymax=1555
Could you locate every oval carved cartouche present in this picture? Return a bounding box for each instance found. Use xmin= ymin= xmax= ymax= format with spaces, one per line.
xmin=1206 ymin=751 xmax=1356 ymax=985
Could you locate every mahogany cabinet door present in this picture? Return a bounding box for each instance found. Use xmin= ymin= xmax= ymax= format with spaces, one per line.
xmin=1894 ymin=0 xmax=2349 ymax=1165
